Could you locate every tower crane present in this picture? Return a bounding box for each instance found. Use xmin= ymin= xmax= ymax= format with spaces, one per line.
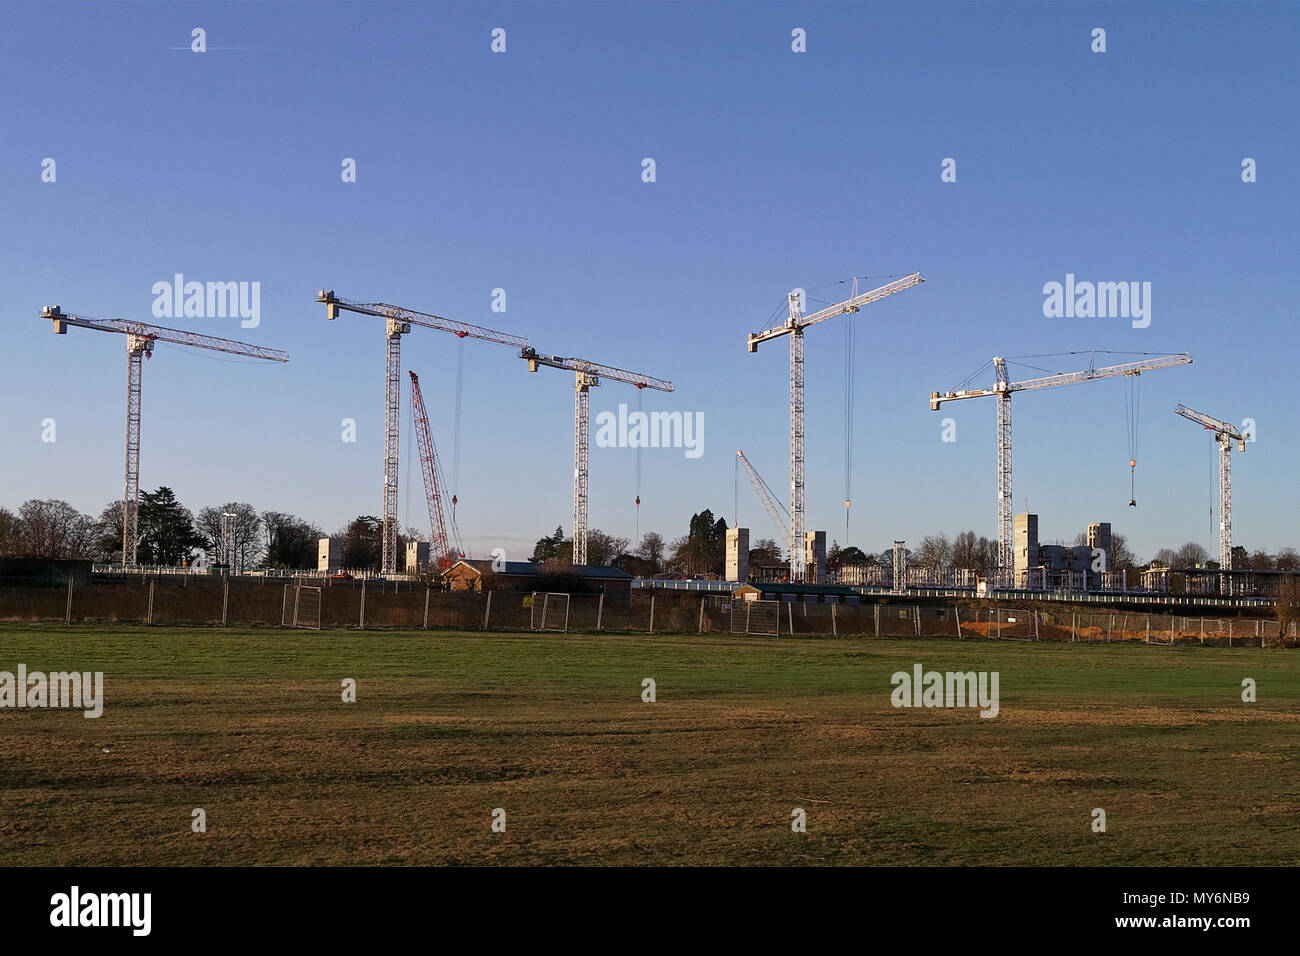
xmin=520 ymin=348 xmax=673 ymax=566
xmin=930 ymin=350 xmax=1192 ymax=586
xmin=317 ymin=291 xmax=529 ymax=575
xmin=1174 ymin=404 xmax=1246 ymax=580
xmin=746 ymin=272 xmax=924 ymax=582
xmin=735 ymin=450 xmax=790 ymax=543
xmin=40 ymin=306 xmax=290 ymax=568
xmin=409 ymin=371 xmax=458 ymax=571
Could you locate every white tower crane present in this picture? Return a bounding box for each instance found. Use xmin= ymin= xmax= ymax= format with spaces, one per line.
xmin=520 ymin=348 xmax=673 ymax=566
xmin=930 ymin=351 xmax=1193 ymax=587
xmin=735 ymin=450 xmax=790 ymax=543
xmin=746 ymin=272 xmax=924 ymax=582
xmin=1174 ymin=404 xmax=1246 ymax=582
xmin=317 ymin=291 xmax=530 ymax=575
xmin=40 ymin=306 xmax=290 ymax=568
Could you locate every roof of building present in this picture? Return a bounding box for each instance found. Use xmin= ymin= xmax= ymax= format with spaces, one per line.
xmin=445 ymin=559 xmax=541 ymax=577
xmin=443 ymin=560 xmax=632 ymax=580
xmin=736 ymin=582 xmax=859 ymax=596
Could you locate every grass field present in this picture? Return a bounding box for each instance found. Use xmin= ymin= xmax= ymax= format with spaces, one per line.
xmin=0 ymin=624 xmax=1296 ymax=866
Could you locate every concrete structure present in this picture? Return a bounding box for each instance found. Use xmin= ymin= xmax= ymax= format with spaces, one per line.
xmin=317 ymin=537 xmax=341 ymax=574
xmin=1015 ymin=514 xmax=1111 ymax=588
xmin=725 ymin=527 xmax=750 ymax=583
xmin=1013 ymin=513 xmax=1039 ymax=577
xmin=405 ymin=540 xmax=430 ymax=574
xmin=804 ymin=530 xmax=827 ymax=584
xmin=1087 ymin=522 xmax=1112 ymax=573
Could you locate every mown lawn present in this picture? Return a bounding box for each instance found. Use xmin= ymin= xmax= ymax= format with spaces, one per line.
xmin=0 ymin=624 xmax=1295 ymax=865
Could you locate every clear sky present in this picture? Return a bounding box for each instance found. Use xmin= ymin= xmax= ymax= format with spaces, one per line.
xmin=2 ymin=1 xmax=1295 ymax=563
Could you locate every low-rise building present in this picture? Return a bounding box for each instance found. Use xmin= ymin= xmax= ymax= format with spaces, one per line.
xmin=734 ymin=582 xmax=861 ymax=604
xmin=442 ymin=560 xmax=634 ymax=594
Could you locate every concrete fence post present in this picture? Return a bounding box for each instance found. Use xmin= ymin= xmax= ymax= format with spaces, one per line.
xmin=649 ymin=594 xmax=655 ymax=635
xmin=698 ymin=597 xmax=705 ymax=635
xmin=1145 ymin=615 xmax=1150 ymax=643
xmin=596 ymin=593 xmax=604 ymax=632
xmin=222 ymin=575 xmax=230 ymax=626
xmin=831 ymin=601 xmax=838 ymax=637
xmin=1228 ymin=620 xmax=1233 ymax=647
xmin=423 ymin=588 xmax=430 ymax=630
xmin=874 ymin=604 xmax=880 ymax=638
xmin=914 ymin=606 xmax=921 ymax=638
xmin=65 ymin=579 xmax=73 ymax=626
xmin=146 ymin=579 xmax=155 ymax=625
xmin=787 ymin=602 xmax=794 ymax=637
xmin=483 ymin=590 xmax=492 ymax=630
xmin=360 ymin=579 xmax=366 ymax=630
xmin=955 ymin=606 xmax=961 ymax=639
xmin=1070 ymin=611 xmax=1076 ymax=642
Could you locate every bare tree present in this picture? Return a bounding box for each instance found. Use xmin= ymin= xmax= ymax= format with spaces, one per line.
xmin=196 ymin=502 xmax=262 ymax=571
xmin=0 ymin=507 xmax=20 ymax=557
xmin=13 ymin=499 xmax=99 ymax=559
xmin=917 ymin=533 xmax=953 ymax=570
xmin=952 ymin=530 xmax=979 ymax=570
xmin=583 ymin=529 xmax=629 ymax=566
xmin=637 ymin=531 xmax=666 ymax=573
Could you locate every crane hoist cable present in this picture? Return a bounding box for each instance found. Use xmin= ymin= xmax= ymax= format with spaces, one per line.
xmin=451 ymin=337 xmax=465 ymax=526
xmin=634 ymin=387 xmax=643 ymax=543
xmin=844 ymin=302 xmax=855 ymax=541
xmin=1124 ymin=373 xmax=1140 ymax=506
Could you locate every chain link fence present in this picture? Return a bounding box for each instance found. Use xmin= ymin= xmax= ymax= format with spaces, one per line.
xmin=1 ymin=577 xmax=1294 ymax=647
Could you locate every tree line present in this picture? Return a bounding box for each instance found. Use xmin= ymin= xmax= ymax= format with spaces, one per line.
xmin=0 ymin=490 xmax=323 ymax=569
xmin=9 ymin=490 xmax=1296 ymax=579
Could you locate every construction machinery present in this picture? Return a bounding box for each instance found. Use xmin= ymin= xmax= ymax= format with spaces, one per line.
xmin=409 ymin=371 xmax=459 ymax=571
xmin=317 ymin=290 xmax=529 ymax=575
xmin=40 ymin=306 xmax=289 ymax=568
xmin=930 ymin=351 xmax=1193 ymax=587
xmin=1175 ymin=403 xmax=1246 ymax=583
xmin=735 ymin=450 xmax=790 ymax=543
xmin=520 ymin=348 xmax=673 ymax=566
xmin=747 ymin=272 xmax=924 ymax=581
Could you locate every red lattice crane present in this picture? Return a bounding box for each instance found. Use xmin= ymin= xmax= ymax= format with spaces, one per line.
xmin=409 ymin=371 xmax=456 ymax=570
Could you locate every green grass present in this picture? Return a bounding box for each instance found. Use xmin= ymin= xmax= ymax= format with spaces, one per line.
xmin=0 ymin=623 xmax=1295 ymax=865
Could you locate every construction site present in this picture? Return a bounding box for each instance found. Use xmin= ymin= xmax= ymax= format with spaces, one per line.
xmin=1 ymin=275 xmax=1293 ymax=639
xmin=3 ymin=2 xmax=1298 ymax=912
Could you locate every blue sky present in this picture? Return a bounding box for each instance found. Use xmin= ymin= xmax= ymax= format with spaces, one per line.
xmin=1 ymin=1 xmax=1295 ymax=563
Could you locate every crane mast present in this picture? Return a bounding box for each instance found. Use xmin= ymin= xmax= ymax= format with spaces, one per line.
xmin=521 ymin=348 xmax=673 ymax=566
xmin=930 ymin=351 xmax=1193 ymax=587
xmin=318 ymin=290 xmax=529 ymax=575
xmin=747 ymin=272 xmax=924 ymax=581
xmin=1174 ymin=403 xmax=1245 ymax=585
xmin=41 ymin=306 xmax=289 ymax=568
xmin=735 ymin=450 xmax=790 ymax=543
xmin=409 ymin=372 xmax=453 ymax=571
